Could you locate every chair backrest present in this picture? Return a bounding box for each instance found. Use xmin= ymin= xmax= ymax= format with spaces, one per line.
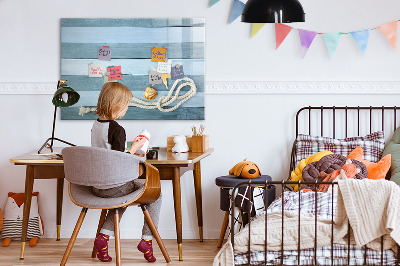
xmin=62 ymin=146 xmax=144 ymax=187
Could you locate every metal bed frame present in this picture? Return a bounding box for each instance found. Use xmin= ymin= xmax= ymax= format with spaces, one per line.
xmin=230 ymin=106 xmax=400 ymax=266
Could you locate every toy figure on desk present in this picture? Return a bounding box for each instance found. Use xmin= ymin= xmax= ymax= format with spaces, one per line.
xmin=172 ymin=135 xmax=189 ymax=153
xmin=1 ymin=192 xmax=43 ymax=247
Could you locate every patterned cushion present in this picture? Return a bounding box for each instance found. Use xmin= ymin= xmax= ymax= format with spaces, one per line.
xmin=295 ymin=131 xmax=385 ymax=166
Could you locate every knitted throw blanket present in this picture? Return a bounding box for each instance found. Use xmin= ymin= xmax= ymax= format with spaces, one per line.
xmin=213 ymin=211 xmax=340 ymax=266
xmin=335 ymin=178 xmax=400 ymax=251
xmin=214 ymin=179 xmax=400 ymax=266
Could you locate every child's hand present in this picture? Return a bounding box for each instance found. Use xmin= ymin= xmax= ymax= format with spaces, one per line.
xmin=134 ymin=149 xmax=149 ymax=157
xmin=129 ymin=137 xmax=147 ymax=155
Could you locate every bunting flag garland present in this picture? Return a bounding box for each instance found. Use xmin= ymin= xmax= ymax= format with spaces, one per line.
xmin=251 ymin=23 xmax=266 ymax=38
xmin=298 ymin=29 xmax=317 ymax=58
xmin=351 ymin=29 xmax=370 ymax=55
xmin=208 ymin=3 xmax=400 ymax=58
xmin=378 ymin=21 xmax=398 ymax=50
xmin=209 ymin=0 xmax=220 ymax=7
xmin=323 ymin=33 xmax=341 ymax=58
xmin=229 ymin=0 xmax=245 ymax=24
xmin=275 ymin=23 xmax=293 ymax=49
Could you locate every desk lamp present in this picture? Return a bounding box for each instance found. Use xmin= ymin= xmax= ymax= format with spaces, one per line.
xmin=38 ymin=80 xmax=80 ymax=154
xmin=241 ymin=0 xmax=305 ymax=23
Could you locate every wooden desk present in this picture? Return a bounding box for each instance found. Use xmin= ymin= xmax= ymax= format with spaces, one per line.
xmin=10 ymin=147 xmax=213 ymax=261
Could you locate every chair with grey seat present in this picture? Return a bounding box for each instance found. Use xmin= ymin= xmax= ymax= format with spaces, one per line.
xmin=60 ymin=146 xmax=171 ymax=265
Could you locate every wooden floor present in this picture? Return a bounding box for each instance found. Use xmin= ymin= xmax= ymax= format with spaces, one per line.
xmin=0 ymin=239 xmax=222 ymax=265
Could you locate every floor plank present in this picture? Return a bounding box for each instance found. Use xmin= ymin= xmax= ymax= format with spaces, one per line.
xmin=0 ymin=239 xmax=221 ymax=265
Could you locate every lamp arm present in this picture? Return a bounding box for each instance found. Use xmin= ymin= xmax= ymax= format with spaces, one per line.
xmin=50 ymin=105 xmax=57 ymax=148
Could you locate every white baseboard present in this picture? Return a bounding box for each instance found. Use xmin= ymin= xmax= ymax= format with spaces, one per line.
xmin=1 ymin=81 xmax=400 ymax=94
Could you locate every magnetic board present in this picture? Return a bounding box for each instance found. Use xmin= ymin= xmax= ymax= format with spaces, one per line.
xmin=60 ymin=18 xmax=205 ymax=120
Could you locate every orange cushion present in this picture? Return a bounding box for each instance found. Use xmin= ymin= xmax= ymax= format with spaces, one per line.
xmin=347 ymin=146 xmax=391 ymax=180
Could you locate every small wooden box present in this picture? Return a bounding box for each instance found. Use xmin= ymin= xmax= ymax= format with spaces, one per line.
xmin=191 ymin=135 xmax=209 ymax=153
xmin=167 ymin=135 xmax=192 ymax=151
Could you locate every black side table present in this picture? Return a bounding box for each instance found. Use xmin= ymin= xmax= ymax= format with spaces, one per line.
xmin=215 ymin=175 xmax=275 ymax=248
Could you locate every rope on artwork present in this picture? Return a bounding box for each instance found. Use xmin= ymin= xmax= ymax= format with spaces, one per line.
xmin=78 ymin=77 xmax=197 ymax=116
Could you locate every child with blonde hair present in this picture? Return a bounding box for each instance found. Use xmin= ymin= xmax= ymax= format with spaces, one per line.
xmin=91 ymin=82 xmax=161 ymax=263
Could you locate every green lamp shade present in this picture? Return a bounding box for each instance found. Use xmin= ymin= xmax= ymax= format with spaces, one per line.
xmin=52 ymin=84 xmax=80 ymax=107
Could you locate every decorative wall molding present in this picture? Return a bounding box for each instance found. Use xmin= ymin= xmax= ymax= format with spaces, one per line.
xmin=1 ymin=81 xmax=400 ymax=95
xmin=0 ymin=83 xmax=56 ymax=94
xmin=206 ymin=81 xmax=400 ymax=94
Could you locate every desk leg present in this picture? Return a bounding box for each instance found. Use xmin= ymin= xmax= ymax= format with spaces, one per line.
xmin=56 ymin=178 xmax=64 ymax=241
xmin=172 ymin=167 xmax=183 ymax=261
xmin=20 ymin=165 xmax=35 ymax=259
xmin=193 ymin=161 xmax=203 ymax=242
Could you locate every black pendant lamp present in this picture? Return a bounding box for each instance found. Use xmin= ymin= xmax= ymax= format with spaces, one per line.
xmin=242 ymin=0 xmax=305 ymax=23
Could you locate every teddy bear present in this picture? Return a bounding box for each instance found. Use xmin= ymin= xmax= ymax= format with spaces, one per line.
xmin=172 ymin=135 xmax=189 ymax=153
xmin=1 ymin=192 xmax=44 ymax=247
xmin=229 ymin=159 xmax=261 ymax=179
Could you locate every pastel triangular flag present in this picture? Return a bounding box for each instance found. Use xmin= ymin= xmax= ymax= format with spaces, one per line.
xmin=351 ymin=29 xmax=370 ymax=55
xmin=275 ymin=23 xmax=293 ymax=49
xmin=209 ymin=0 xmax=220 ymax=7
xmin=378 ymin=21 xmax=398 ymax=50
xmin=251 ymin=23 xmax=266 ymax=38
xmin=323 ymin=33 xmax=341 ymax=58
xmin=229 ymin=0 xmax=245 ymax=24
xmin=298 ymin=29 xmax=317 ymax=58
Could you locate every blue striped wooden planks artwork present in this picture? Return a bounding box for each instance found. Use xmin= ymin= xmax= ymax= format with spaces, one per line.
xmin=60 ymin=18 xmax=205 ymax=120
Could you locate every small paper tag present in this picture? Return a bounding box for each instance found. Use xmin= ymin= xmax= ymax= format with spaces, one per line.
xmin=157 ymin=60 xmax=172 ymax=74
xmin=107 ymin=66 xmax=122 ymax=81
xmin=151 ymin=47 xmax=167 ymax=62
xmin=171 ymin=64 xmax=184 ymax=80
xmin=98 ymin=46 xmax=111 ymax=61
xmin=88 ymin=63 xmax=103 ymax=77
xmin=149 ymin=71 xmax=163 ymax=84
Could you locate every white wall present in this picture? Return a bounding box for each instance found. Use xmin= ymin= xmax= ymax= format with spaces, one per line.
xmin=1 ymin=0 xmax=400 ymax=240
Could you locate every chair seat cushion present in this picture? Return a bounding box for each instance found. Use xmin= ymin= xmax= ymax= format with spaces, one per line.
xmin=69 ymin=180 xmax=145 ymax=208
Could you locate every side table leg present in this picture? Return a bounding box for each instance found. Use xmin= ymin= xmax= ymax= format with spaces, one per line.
xmin=172 ymin=167 xmax=183 ymax=261
xmin=193 ymin=161 xmax=203 ymax=242
xmin=56 ymin=178 xmax=64 ymax=241
xmin=20 ymin=165 xmax=35 ymax=259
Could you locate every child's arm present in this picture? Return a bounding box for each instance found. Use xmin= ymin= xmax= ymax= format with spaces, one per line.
xmin=128 ymin=137 xmax=147 ymax=155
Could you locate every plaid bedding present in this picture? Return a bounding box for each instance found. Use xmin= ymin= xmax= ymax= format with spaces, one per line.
xmin=294 ymin=131 xmax=385 ymax=166
xmin=234 ymin=244 xmax=397 ymax=265
xmin=234 ymin=191 xmax=397 ymax=265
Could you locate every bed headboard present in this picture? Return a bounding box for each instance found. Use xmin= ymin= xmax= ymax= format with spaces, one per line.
xmin=290 ymin=106 xmax=400 ymax=179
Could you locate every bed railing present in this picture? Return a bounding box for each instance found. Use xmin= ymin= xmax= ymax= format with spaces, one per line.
xmin=289 ymin=106 xmax=400 ymax=185
xmin=230 ymin=180 xmax=400 ymax=266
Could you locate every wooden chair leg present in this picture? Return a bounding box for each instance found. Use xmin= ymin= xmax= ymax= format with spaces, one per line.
xmin=91 ymin=209 xmax=108 ymax=258
xmin=60 ymin=208 xmax=88 ymax=266
xmin=114 ymin=210 xmax=121 ymax=266
xmin=141 ymin=205 xmax=171 ymax=263
xmin=217 ymin=211 xmax=230 ymax=248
